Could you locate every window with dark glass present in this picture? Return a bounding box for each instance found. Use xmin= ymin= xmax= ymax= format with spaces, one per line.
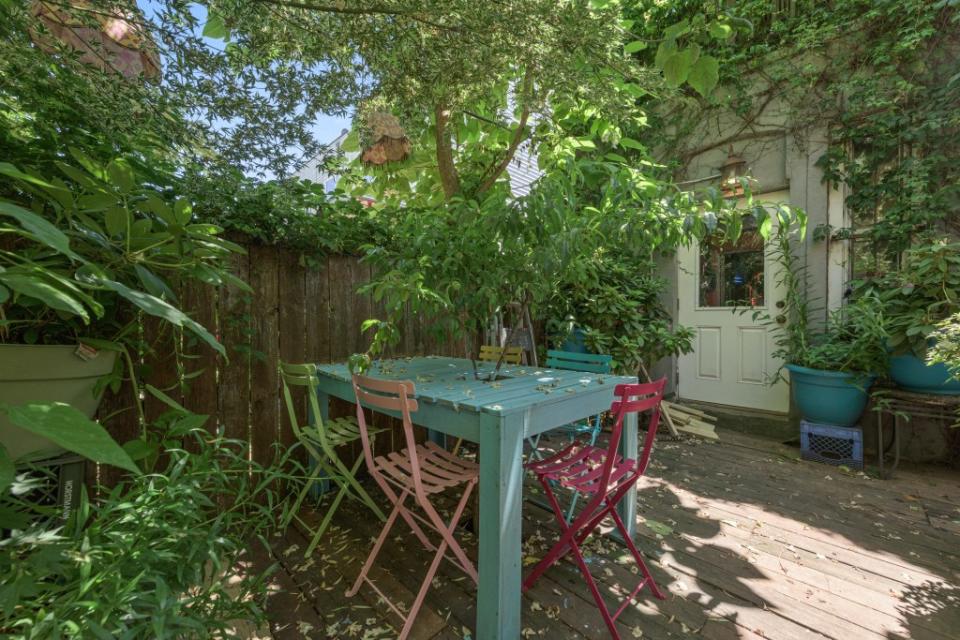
xmin=699 ymin=230 xmax=765 ymax=308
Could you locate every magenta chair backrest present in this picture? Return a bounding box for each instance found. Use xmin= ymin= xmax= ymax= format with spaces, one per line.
xmin=608 ymin=378 xmax=666 ymax=479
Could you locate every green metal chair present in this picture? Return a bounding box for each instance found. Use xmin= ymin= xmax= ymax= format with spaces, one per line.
xmin=279 ymin=361 xmax=386 ymax=555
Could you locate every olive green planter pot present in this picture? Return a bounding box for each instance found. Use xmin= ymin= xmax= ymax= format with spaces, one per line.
xmin=0 ymin=344 xmax=116 ymax=461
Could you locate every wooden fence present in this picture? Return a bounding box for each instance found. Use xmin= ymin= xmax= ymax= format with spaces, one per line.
xmin=94 ymin=238 xmax=462 ymax=487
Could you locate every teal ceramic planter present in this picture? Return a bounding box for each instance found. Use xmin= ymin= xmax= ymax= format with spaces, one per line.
xmin=560 ymin=327 xmax=590 ymax=354
xmin=785 ymin=364 xmax=875 ymax=427
xmin=889 ymin=353 xmax=960 ymax=395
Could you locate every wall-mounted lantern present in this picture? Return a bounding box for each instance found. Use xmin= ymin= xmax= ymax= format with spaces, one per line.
xmin=720 ymin=147 xmax=747 ymax=196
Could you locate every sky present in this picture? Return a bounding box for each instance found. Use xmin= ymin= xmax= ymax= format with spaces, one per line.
xmin=140 ymin=0 xmax=351 ymax=165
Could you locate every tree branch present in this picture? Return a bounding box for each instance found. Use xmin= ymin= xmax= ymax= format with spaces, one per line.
xmin=475 ymin=69 xmax=533 ymax=195
xmin=253 ymin=0 xmax=462 ymax=32
xmin=434 ymin=103 xmax=461 ymax=199
xmin=680 ymin=128 xmax=786 ymax=162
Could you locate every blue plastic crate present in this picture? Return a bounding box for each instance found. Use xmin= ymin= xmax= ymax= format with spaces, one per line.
xmin=800 ymin=421 xmax=864 ymax=469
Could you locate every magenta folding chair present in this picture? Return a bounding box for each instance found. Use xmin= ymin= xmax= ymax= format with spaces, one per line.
xmin=523 ymin=378 xmax=667 ymax=640
xmin=346 ymin=375 xmax=479 ymax=640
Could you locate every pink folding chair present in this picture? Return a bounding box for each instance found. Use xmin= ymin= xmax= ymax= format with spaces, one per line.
xmin=523 ymin=378 xmax=667 ymax=640
xmin=347 ymin=375 xmax=479 ymax=640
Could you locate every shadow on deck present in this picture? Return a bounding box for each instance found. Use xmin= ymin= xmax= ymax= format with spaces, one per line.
xmin=252 ymin=430 xmax=960 ymax=639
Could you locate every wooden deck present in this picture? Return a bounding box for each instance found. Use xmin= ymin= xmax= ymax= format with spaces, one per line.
xmin=254 ymin=430 xmax=960 ymax=639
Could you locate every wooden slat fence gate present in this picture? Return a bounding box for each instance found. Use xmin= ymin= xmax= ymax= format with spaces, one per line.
xmin=93 ymin=237 xmax=463 ymax=489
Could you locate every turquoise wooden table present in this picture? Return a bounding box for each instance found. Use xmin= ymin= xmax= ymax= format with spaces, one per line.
xmin=313 ymin=356 xmax=638 ymax=640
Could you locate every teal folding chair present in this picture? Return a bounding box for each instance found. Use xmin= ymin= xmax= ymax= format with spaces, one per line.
xmin=279 ymin=361 xmax=386 ymax=555
xmin=528 ymin=349 xmax=614 ymax=522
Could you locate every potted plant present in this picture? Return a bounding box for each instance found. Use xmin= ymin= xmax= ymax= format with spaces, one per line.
xmin=872 ymin=241 xmax=960 ymax=395
xmin=927 ymin=312 xmax=960 ymax=382
xmin=784 ymin=294 xmax=888 ymax=426
xmin=0 ymin=152 xmax=243 ymax=461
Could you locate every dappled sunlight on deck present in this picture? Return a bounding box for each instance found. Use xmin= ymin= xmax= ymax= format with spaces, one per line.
xmin=255 ymin=432 xmax=960 ymax=639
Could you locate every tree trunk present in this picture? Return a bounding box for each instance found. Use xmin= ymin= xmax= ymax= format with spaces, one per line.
xmin=434 ymin=103 xmax=461 ymax=199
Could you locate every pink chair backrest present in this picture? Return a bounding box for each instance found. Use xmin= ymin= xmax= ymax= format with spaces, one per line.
xmin=606 ymin=378 xmax=666 ymax=483
xmin=351 ymin=374 xmax=427 ymax=499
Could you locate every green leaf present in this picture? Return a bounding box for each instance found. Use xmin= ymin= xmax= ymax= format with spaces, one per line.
xmin=173 ymin=198 xmax=192 ymax=225
xmin=202 ymin=13 xmax=228 ymax=39
xmin=67 ymin=147 xmax=105 ymax=180
xmin=122 ymin=438 xmax=159 ymax=463
xmin=142 ymin=195 xmax=177 ymax=227
xmin=0 ymin=163 xmax=69 ymax=192
xmin=618 ymin=137 xmax=644 ymax=151
xmin=645 ymin=519 xmax=674 ymax=536
xmin=0 ymin=283 xmax=8 ymax=304
xmin=663 ymin=19 xmax=690 ymax=40
xmin=709 ymin=22 xmax=733 ymax=40
xmin=688 ymin=55 xmax=720 ymax=98
xmin=78 ymin=193 xmax=118 ymax=211
xmin=0 ymin=443 xmax=13 ymax=494
xmin=663 ymin=45 xmax=700 ymax=88
xmin=135 ymin=264 xmax=178 ymax=302
xmin=95 ymin=278 xmax=225 ymax=357
xmin=104 ymin=206 xmax=130 ymax=237
xmin=654 ymin=39 xmax=677 ymax=70
xmin=1 ymin=403 xmax=139 ymax=473
xmin=221 ymin=271 xmax=253 ymax=293
xmin=758 ymin=212 xmax=773 ymax=239
xmin=145 ymin=384 xmax=188 ymax=413
xmin=0 ymin=200 xmax=81 ymax=260
xmin=624 ymin=40 xmax=646 ymax=54
xmin=106 ymin=159 xmax=135 ymax=194
xmin=0 ymin=273 xmax=89 ymax=320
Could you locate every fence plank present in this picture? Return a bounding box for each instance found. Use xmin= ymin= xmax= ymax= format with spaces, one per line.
xmin=142 ymin=315 xmax=181 ymax=423
xmin=95 ymin=372 xmax=140 ymax=491
xmin=305 ymin=259 xmax=331 ymax=364
xmin=249 ymin=243 xmax=281 ymax=466
xmin=180 ymin=280 xmax=220 ymax=432
xmin=278 ymin=251 xmax=307 ymax=457
xmin=327 ymin=256 xmax=358 ymax=361
xmin=219 ymin=248 xmax=251 ymax=445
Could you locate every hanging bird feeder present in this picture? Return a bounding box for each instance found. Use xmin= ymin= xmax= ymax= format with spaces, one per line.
xmin=361 ymin=111 xmax=411 ymax=166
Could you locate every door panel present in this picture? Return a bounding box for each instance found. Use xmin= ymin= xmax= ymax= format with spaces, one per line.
xmin=697 ymin=327 xmax=722 ymax=380
xmin=677 ymin=191 xmax=790 ymax=413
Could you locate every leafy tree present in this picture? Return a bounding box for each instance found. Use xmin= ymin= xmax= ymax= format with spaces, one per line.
xmin=199 ymin=0 xmax=720 ymax=202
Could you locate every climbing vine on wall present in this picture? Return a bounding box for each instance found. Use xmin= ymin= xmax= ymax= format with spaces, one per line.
xmin=629 ymin=0 xmax=959 ymax=271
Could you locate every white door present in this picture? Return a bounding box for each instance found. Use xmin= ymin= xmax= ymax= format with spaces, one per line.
xmin=676 ymin=191 xmax=790 ymax=413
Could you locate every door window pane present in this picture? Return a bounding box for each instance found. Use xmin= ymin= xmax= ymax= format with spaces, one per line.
xmin=699 ymin=231 xmax=765 ymax=307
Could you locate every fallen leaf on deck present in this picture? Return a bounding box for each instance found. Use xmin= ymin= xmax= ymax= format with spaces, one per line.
xmin=644 ymin=520 xmax=674 ymax=536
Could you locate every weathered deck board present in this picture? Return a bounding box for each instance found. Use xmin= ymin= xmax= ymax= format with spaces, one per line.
xmin=257 ymin=431 xmax=960 ymax=640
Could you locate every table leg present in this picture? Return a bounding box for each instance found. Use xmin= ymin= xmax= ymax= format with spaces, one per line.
xmin=315 ymin=389 xmax=330 ymax=424
xmin=890 ymin=413 xmax=901 ymax=478
xmin=614 ymin=409 xmax=638 ymax=541
xmin=476 ymin=412 xmax=524 ymax=640
xmin=427 ymin=429 xmax=447 ymax=448
xmin=877 ymin=412 xmax=885 ymax=478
